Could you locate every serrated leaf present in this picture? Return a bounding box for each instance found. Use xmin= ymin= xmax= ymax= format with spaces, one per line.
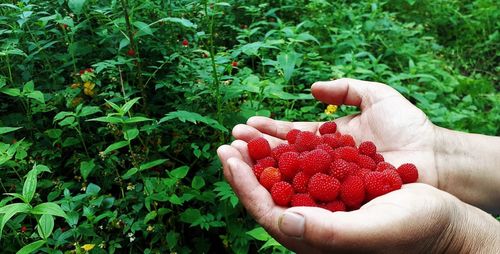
xmin=0 ymin=127 xmax=22 ymax=135
xmin=160 ymin=17 xmax=197 ymax=29
xmin=191 ymin=176 xmax=205 ymax=190
xmin=103 ymin=140 xmax=129 ymax=154
xmin=169 ymin=166 xmax=189 ymax=179
xmin=159 ymin=111 xmax=228 ymax=132
xmin=80 ymin=160 xmax=95 ymax=181
xmin=16 ymin=240 xmax=46 ymax=254
xmin=31 ymin=202 xmax=68 ymax=219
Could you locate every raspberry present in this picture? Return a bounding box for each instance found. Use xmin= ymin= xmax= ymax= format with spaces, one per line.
xmin=329 ymin=159 xmax=350 ymax=180
xmin=316 ymin=144 xmax=335 ymax=156
xmin=397 ymin=163 xmax=419 ymax=183
xmin=364 ymin=172 xmax=391 ymax=200
xmin=271 ymin=181 xmax=294 ymax=206
xmin=322 ymin=134 xmax=342 ymax=149
xmin=295 ymin=131 xmax=321 ymax=152
xmin=231 ymin=61 xmax=238 ymax=67
xmin=252 ymin=164 xmax=265 ymax=178
xmin=278 ymin=152 xmax=301 ymax=180
xmin=248 ymin=137 xmax=271 ymax=161
xmin=376 ymin=162 xmax=396 ymax=172
xmin=300 ymin=149 xmax=331 ymax=175
xmin=340 ymin=176 xmax=365 ymax=209
xmin=292 ymin=171 xmax=310 ymax=193
xmin=127 ymin=48 xmax=135 ymax=56
xmin=271 ymin=143 xmax=297 ymax=160
xmin=286 ymin=129 xmax=301 ymax=144
xmin=259 ymin=167 xmax=282 ymax=190
xmin=357 ymin=154 xmax=376 ymax=170
xmin=257 ymin=156 xmax=276 ymax=168
xmin=358 ymin=141 xmax=376 ymax=156
xmin=353 ymin=167 xmax=371 ymax=178
xmin=319 ymin=121 xmax=337 ymax=135
xmin=291 ymin=193 xmax=317 ymax=207
xmin=383 ymin=169 xmax=403 ymax=191
xmin=182 ymin=39 xmax=189 ymax=46
xmin=321 ymin=200 xmax=346 ymax=212
xmin=372 ymin=153 xmax=385 ymax=164
xmin=336 ymin=146 xmax=359 ymax=162
xmin=308 ymin=173 xmax=340 ymax=202
xmin=340 ymin=134 xmax=356 ymax=147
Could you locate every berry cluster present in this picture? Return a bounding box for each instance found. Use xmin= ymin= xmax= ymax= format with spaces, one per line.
xmin=247 ymin=121 xmax=419 ymax=212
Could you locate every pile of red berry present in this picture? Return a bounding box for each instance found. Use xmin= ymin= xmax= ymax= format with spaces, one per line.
xmin=247 ymin=121 xmax=418 ymax=212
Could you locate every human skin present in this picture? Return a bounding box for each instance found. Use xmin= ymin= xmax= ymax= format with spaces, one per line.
xmin=217 ymin=78 xmax=500 ymax=253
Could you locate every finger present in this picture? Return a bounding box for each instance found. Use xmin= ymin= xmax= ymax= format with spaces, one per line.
xmin=232 ymin=123 xmax=286 ymax=148
xmin=246 ymin=116 xmax=321 ymax=139
xmin=311 ymin=78 xmax=400 ymax=111
xmin=217 ymin=145 xmax=246 ymax=183
xmin=230 ymin=140 xmax=253 ymax=166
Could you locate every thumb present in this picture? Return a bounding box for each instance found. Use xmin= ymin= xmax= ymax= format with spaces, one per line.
xmin=311 ymin=78 xmax=400 ymax=111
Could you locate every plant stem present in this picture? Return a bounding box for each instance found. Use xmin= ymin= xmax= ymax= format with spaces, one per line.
xmin=75 ymin=123 xmax=90 ymax=157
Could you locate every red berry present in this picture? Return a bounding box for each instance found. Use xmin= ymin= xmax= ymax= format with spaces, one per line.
xmin=271 ymin=181 xmax=294 ymax=206
xmin=259 ymin=167 xmax=282 ymax=190
xmin=376 ymin=162 xmax=396 ymax=172
xmin=295 ymin=131 xmax=321 ymax=152
xmin=329 ymin=159 xmax=350 ymax=181
xmin=247 ymin=137 xmax=272 ymax=161
xmin=364 ymin=172 xmax=392 ymax=200
xmin=321 ymin=200 xmax=346 ymax=212
xmin=286 ymin=129 xmax=301 ymax=144
xmin=383 ymin=169 xmax=403 ymax=191
xmin=292 ymin=171 xmax=310 ymax=193
xmin=372 ymin=153 xmax=385 ymax=164
xmin=182 ymin=39 xmax=189 ymax=46
xmin=353 ymin=167 xmax=371 ymax=178
xmin=291 ymin=193 xmax=317 ymax=207
xmin=308 ymin=173 xmax=340 ymax=202
xmin=231 ymin=61 xmax=238 ymax=67
xmin=336 ymin=146 xmax=359 ymax=162
xmin=319 ymin=121 xmax=337 ymax=135
xmin=21 ymin=225 xmax=27 ymax=233
xmin=257 ymin=156 xmax=276 ymax=168
xmin=300 ymin=149 xmax=331 ymax=175
xmin=271 ymin=143 xmax=297 ymax=160
xmin=252 ymin=164 xmax=265 ymax=178
xmin=397 ymin=163 xmax=419 ymax=183
xmin=315 ymin=144 xmax=335 ymax=156
xmin=340 ymin=176 xmax=365 ymax=209
xmin=278 ymin=152 xmax=301 ymax=180
xmin=357 ymin=154 xmax=376 ymax=170
xmin=322 ymin=134 xmax=342 ymax=149
xmin=359 ymin=141 xmax=376 ymax=156
xmin=127 ymin=48 xmax=135 ymax=56
xmin=340 ymin=134 xmax=356 ymax=147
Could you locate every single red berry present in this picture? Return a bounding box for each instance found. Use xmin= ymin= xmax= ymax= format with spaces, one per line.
xmin=286 ymin=129 xmax=301 ymax=144
xmin=376 ymin=162 xmax=396 ymax=172
xmin=322 ymin=134 xmax=342 ymax=149
xmin=340 ymin=175 xmax=365 ymax=209
xmin=259 ymin=167 xmax=282 ymax=190
xmin=316 ymin=144 xmax=335 ymax=156
xmin=358 ymin=141 xmax=376 ymax=156
xmin=329 ymin=159 xmax=350 ymax=181
xmin=291 ymin=193 xmax=317 ymax=207
xmin=372 ymin=153 xmax=385 ymax=164
xmin=295 ymin=131 xmax=321 ymax=152
xmin=364 ymin=171 xmax=392 ymax=200
xmin=271 ymin=181 xmax=294 ymax=206
xmin=231 ymin=61 xmax=238 ymax=67
xmin=308 ymin=173 xmax=340 ymax=202
xmin=257 ymin=156 xmax=276 ymax=168
xmin=252 ymin=164 xmax=265 ymax=178
xmin=182 ymin=39 xmax=189 ymax=46
xmin=357 ymin=154 xmax=376 ymax=170
xmin=321 ymin=200 xmax=346 ymax=212
xmin=300 ymin=149 xmax=332 ymax=175
xmin=319 ymin=121 xmax=337 ymax=135
xmin=21 ymin=225 xmax=27 ymax=233
xmin=292 ymin=171 xmax=310 ymax=193
xmin=397 ymin=163 xmax=419 ymax=183
xmin=340 ymin=134 xmax=356 ymax=147
xmin=383 ymin=169 xmax=403 ymax=191
xmin=127 ymin=48 xmax=136 ymax=56
xmin=272 ymin=143 xmax=297 ymax=160
xmin=85 ymin=68 xmax=94 ymax=73
xmin=353 ymin=167 xmax=371 ymax=179
xmin=247 ymin=137 xmax=272 ymax=161
xmin=278 ymin=152 xmax=301 ymax=180
xmin=336 ymin=146 xmax=359 ymax=162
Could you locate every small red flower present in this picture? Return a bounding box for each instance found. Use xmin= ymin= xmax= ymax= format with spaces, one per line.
xmin=182 ymin=39 xmax=189 ymax=47
xmin=21 ymin=226 xmax=27 ymax=233
xmin=127 ymin=48 xmax=136 ymax=56
xmin=231 ymin=61 xmax=238 ymax=67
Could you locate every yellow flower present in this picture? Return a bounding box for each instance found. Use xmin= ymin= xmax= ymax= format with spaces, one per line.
xmin=81 ymin=244 xmax=95 ymax=251
xmin=83 ymin=81 xmax=95 ymax=90
xmin=84 ymin=88 xmax=95 ymax=96
xmin=324 ymin=104 xmax=338 ymax=115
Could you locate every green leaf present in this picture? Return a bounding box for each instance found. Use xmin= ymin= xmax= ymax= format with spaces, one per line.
xmin=246 ymin=227 xmax=271 ymax=241
xmin=191 ymin=176 xmax=205 ymax=190
xmin=31 ymin=202 xmax=68 ymax=219
xmin=103 ymin=140 xmax=129 ymax=154
xmin=0 ymin=203 xmax=31 ymax=238
xmin=80 ymin=160 xmax=95 ymax=181
xmin=121 ymin=97 xmax=141 ymax=114
xmin=169 ymin=166 xmax=189 ymax=179
xmin=121 ymin=167 xmax=138 ymax=179
xmin=53 ymin=111 xmax=74 ymax=122
xmin=68 ymin=0 xmax=87 ymax=15
xmin=139 ymin=159 xmax=167 ymax=171
xmin=124 ymin=128 xmax=139 ymax=141
xmin=58 ymin=116 xmax=76 ymax=127
xmin=143 ymin=211 xmax=157 ymax=224
xmin=16 ymin=240 xmax=46 ymax=254
xmin=22 ymin=170 xmax=38 ymax=203
xmin=23 ymin=81 xmax=34 ymax=93
xmin=0 ymin=127 xmax=22 ymax=135
xmin=133 ymin=21 xmax=153 ymax=36
xmin=26 ymin=91 xmax=45 ymax=104
xmin=159 ymin=111 xmax=228 ymax=132
xmin=78 ymin=106 xmax=101 ymax=117
xmin=160 ymin=17 xmax=197 ymax=29
xmin=277 ymin=51 xmax=301 ymax=83
xmin=1 ymin=88 xmax=21 ymax=97
xmin=123 ymin=116 xmax=153 ymax=124
xmin=87 ymin=116 xmax=123 ymax=124
xmin=37 ymin=214 xmax=54 ymax=239
xmin=105 ymin=99 xmax=123 ymax=114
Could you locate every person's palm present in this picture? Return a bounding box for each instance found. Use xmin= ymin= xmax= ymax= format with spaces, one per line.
xmin=232 ymin=78 xmax=438 ymax=186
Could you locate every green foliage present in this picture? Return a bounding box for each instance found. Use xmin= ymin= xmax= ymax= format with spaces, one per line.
xmin=0 ymin=0 xmax=497 ymax=253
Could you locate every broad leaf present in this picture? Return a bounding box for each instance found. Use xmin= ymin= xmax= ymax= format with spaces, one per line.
xmin=16 ymin=240 xmax=46 ymax=254
xmin=31 ymin=202 xmax=68 ymax=219
xmin=103 ymin=140 xmax=129 ymax=154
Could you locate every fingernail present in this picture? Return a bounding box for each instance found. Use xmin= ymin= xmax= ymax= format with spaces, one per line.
xmin=278 ymin=211 xmax=304 ymax=238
